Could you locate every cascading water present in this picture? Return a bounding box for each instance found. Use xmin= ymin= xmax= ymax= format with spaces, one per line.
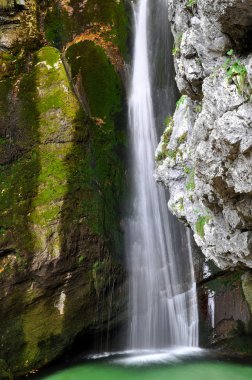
xmin=126 ymin=0 xmax=198 ymax=349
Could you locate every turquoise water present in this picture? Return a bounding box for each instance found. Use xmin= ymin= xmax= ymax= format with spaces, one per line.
xmin=42 ymin=361 xmax=252 ymax=380
xmin=40 ymin=351 xmax=252 ymax=380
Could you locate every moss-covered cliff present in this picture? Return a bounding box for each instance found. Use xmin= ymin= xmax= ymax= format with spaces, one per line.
xmin=0 ymin=0 xmax=129 ymax=377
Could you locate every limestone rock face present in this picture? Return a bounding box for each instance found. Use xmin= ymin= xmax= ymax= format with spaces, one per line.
xmin=0 ymin=0 xmax=128 ymax=377
xmin=156 ymin=0 xmax=252 ymax=270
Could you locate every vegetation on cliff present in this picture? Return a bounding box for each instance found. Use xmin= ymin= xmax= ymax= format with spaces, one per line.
xmin=0 ymin=0 xmax=129 ymax=376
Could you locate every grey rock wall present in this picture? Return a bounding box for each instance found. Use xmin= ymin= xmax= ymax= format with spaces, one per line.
xmin=155 ymin=0 xmax=252 ymax=269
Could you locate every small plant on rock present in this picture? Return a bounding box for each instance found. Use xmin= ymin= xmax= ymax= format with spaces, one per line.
xmin=156 ymin=150 xmax=168 ymax=162
xmin=196 ymin=215 xmax=210 ymax=238
xmin=164 ymin=115 xmax=174 ymax=128
xmin=226 ymin=61 xmax=248 ymax=96
xmin=156 ymin=148 xmax=177 ymax=162
xmin=177 ymin=131 xmax=188 ymax=145
xmin=226 ymin=49 xmax=234 ymax=57
xmin=195 ymin=103 xmax=202 ymax=113
xmin=176 ymin=95 xmax=187 ymax=109
xmin=172 ymin=46 xmax=180 ymax=57
xmin=163 ymin=116 xmax=174 ymax=143
xmin=224 ymin=50 xmax=250 ymax=98
xmin=172 ymin=34 xmax=183 ymax=57
xmin=185 ymin=168 xmax=195 ymax=191
xmin=178 ymin=197 xmax=184 ymax=212
xmin=186 ymin=0 xmax=197 ymax=8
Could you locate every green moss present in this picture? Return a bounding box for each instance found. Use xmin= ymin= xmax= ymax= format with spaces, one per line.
xmin=0 ymin=359 xmax=12 ymax=379
xmin=172 ymin=33 xmax=182 ymax=57
xmin=195 ymin=104 xmax=202 ymax=113
xmin=177 ymin=131 xmax=188 ymax=144
xmin=186 ymin=168 xmax=195 ymax=191
xmin=0 ymin=79 xmax=12 ymax=123
xmin=183 ymin=165 xmax=191 ymax=174
xmin=164 ymin=115 xmax=173 ymax=128
xmin=195 ymin=215 xmax=210 ymax=238
xmin=39 ymin=93 xmax=65 ymax=113
xmin=0 ymin=73 xmax=40 ymax=255
xmin=80 ymin=0 xmax=129 ymax=57
xmin=37 ymin=47 xmax=60 ymax=66
xmin=62 ymin=113 xmax=126 ymax=250
xmin=186 ymin=0 xmax=197 ymax=8
xmin=176 ymin=95 xmax=187 ymax=109
xmin=156 ymin=151 xmax=167 ymax=162
xmin=0 ymin=150 xmax=40 ymax=236
xmin=0 ymin=43 xmax=39 ymax=81
xmin=92 ymin=259 xmax=107 ymax=295
xmin=172 ymin=46 xmax=180 ymax=57
xmin=172 ymin=34 xmax=182 ymax=58
xmin=0 ymin=0 xmax=14 ymax=7
xmin=167 ymin=150 xmax=177 ymax=159
xmin=43 ymin=0 xmax=129 ymax=57
xmin=64 ymin=40 xmax=126 ymax=253
xmin=0 ymin=37 xmax=126 ymax=373
xmin=78 ymin=255 xmax=86 ymax=264
xmin=0 ymin=286 xmax=27 ymax=373
xmin=0 ymin=47 xmax=89 ymax=372
xmin=156 ymin=149 xmax=177 ymax=162
xmin=66 ymin=41 xmax=121 ymax=118
xmin=44 ymin=2 xmax=70 ymax=48
xmin=162 ymin=116 xmax=174 ymax=143
xmin=0 ymin=46 xmax=82 ymax=258
xmin=0 ymin=52 xmax=15 ymax=62
xmin=21 ymin=295 xmax=64 ymax=367
xmin=177 ymin=197 xmax=184 ymax=212
xmin=156 ymin=117 xmax=175 ymax=162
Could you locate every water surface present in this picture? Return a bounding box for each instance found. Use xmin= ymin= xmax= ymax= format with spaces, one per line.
xmin=39 ymin=350 xmax=252 ymax=380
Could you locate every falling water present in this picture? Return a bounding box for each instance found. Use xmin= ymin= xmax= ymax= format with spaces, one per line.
xmin=126 ymin=0 xmax=198 ymax=348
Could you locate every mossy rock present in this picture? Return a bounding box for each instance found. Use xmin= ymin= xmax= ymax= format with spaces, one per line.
xmin=64 ymin=40 xmax=127 ymax=253
xmin=0 ymin=39 xmax=127 ymax=375
xmin=0 ymin=42 xmax=126 ymax=270
xmin=43 ymin=0 xmax=129 ymax=57
xmin=206 ymin=271 xmax=243 ymax=293
xmin=0 ymin=359 xmax=12 ymax=380
xmin=242 ymin=272 xmax=252 ymax=316
xmin=0 ymin=0 xmax=14 ymax=8
xmin=0 ymin=0 xmax=128 ymax=370
xmin=66 ymin=40 xmax=122 ymax=118
xmin=0 ymin=46 xmax=81 ymax=264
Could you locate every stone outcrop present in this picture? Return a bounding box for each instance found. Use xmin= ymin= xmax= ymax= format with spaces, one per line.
xmin=0 ymin=0 xmax=128 ymax=377
xmin=193 ymin=240 xmax=252 ymax=348
xmin=156 ymin=0 xmax=252 ymax=270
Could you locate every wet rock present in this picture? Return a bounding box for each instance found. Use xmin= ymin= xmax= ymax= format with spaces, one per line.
xmin=0 ymin=0 xmax=128 ymax=376
xmin=197 ymin=269 xmax=252 ymax=347
xmin=0 ymin=360 xmax=12 ymax=380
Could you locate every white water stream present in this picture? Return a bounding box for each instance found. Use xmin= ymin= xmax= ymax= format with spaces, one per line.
xmin=126 ymin=0 xmax=198 ymax=348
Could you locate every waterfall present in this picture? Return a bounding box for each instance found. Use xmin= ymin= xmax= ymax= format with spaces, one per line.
xmin=125 ymin=0 xmax=198 ymax=349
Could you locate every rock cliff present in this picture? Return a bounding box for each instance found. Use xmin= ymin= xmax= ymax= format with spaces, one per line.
xmin=155 ymin=0 xmax=252 ymax=348
xmin=0 ymin=0 xmax=128 ymax=377
xmin=156 ymin=0 xmax=252 ymax=270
